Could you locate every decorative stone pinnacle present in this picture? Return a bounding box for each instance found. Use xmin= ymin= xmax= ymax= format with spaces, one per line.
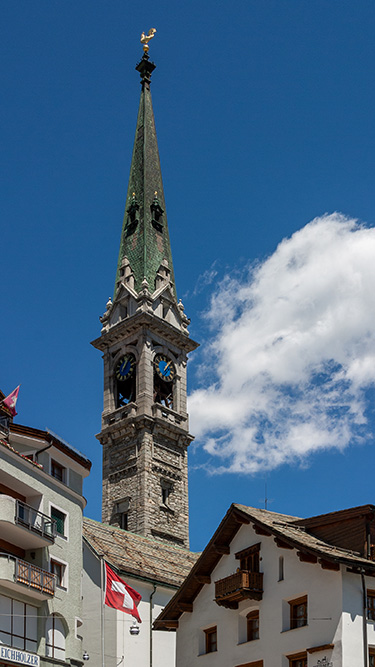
xmin=140 ymin=28 xmax=156 ymax=54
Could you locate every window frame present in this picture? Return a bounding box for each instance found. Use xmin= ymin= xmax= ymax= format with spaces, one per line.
xmin=45 ymin=613 xmax=66 ymax=661
xmin=369 ymin=647 xmax=375 ymax=667
xmin=50 ymin=504 xmax=68 ymax=538
xmin=51 ymin=459 xmax=66 ymax=484
xmin=246 ymin=610 xmax=259 ymax=642
xmin=235 ymin=543 xmax=261 ymax=573
xmin=0 ymin=594 xmax=37 ymax=653
xmin=368 ymin=590 xmax=375 ymax=621
xmin=289 ymin=595 xmax=308 ymax=630
xmin=287 ymin=652 xmax=307 ymax=667
xmin=204 ymin=626 xmax=217 ymax=654
xmin=50 ymin=557 xmax=68 ymax=590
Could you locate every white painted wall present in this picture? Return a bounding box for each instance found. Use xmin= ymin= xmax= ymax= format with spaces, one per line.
xmin=82 ymin=541 xmax=178 ymax=667
xmin=174 ymin=521 xmax=370 ymax=667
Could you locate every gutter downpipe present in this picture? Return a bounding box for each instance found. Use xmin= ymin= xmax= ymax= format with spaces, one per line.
xmin=361 ymin=570 xmax=368 ymax=667
xmin=150 ymin=583 xmax=157 ymax=667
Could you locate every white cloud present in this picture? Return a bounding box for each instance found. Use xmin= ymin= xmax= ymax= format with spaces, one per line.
xmin=188 ymin=213 xmax=375 ymax=473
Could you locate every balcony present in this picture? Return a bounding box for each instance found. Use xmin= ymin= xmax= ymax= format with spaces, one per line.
xmin=0 ymin=496 xmax=56 ymax=549
xmin=214 ymin=570 xmax=263 ymax=608
xmin=0 ymin=553 xmax=55 ymax=600
xmin=152 ymin=402 xmax=187 ymax=426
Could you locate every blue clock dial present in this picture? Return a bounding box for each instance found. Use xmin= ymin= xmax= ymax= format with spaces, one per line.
xmin=154 ymin=354 xmax=175 ymax=383
xmin=115 ymin=354 xmax=135 ymax=381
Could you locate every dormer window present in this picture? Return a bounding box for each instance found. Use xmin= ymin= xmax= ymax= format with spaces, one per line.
xmin=151 ymin=192 xmax=164 ymax=232
xmin=125 ymin=193 xmax=139 ymax=237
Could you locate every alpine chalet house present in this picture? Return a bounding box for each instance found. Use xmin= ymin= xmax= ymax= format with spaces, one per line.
xmin=155 ymin=503 xmax=375 ymax=667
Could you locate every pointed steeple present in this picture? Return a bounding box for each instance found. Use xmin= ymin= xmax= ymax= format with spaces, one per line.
xmin=114 ymin=52 xmax=176 ymax=300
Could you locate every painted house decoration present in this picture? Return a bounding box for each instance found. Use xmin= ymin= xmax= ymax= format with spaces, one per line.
xmin=155 ymin=503 xmax=375 ymax=667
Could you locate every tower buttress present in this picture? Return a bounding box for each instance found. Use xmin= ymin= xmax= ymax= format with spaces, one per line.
xmin=91 ymin=48 xmax=198 ymax=548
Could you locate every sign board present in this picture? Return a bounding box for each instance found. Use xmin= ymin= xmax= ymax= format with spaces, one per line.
xmin=0 ymin=647 xmax=40 ymax=666
xmin=312 ymin=659 xmax=333 ymax=667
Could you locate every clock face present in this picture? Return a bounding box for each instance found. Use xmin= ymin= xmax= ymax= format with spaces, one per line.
xmin=154 ymin=353 xmax=175 ymax=383
xmin=115 ymin=354 xmax=136 ymax=381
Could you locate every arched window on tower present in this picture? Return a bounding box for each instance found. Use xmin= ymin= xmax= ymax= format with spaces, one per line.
xmin=46 ymin=614 xmax=66 ymax=661
xmin=114 ymin=353 xmax=136 ymax=408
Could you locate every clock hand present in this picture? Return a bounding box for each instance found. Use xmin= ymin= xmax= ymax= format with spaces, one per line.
xmin=163 ymin=360 xmax=172 ymax=374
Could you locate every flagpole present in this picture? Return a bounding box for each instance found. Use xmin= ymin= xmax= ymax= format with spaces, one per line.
xmin=101 ymin=557 xmax=105 ymax=667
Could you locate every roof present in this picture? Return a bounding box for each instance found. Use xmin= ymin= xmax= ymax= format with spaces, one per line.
xmin=10 ymin=423 xmax=91 ymax=470
xmin=114 ymin=53 xmax=176 ymax=299
xmin=155 ymin=503 xmax=375 ymax=630
xmin=83 ymin=517 xmax=198 ymax=588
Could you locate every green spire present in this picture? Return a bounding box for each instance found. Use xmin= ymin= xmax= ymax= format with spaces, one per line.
xmin=114 ymin=53 xmax=176 ymax=300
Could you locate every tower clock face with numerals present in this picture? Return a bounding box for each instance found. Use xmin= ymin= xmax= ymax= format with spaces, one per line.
xmin=115 ymin=354 xmax=136 ymax=381
xmin=154 ymin=353 xmax=176 ymax=383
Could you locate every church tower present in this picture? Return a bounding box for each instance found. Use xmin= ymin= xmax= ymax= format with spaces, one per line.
xmin=91 ymin=47 xmax=198 ymax=548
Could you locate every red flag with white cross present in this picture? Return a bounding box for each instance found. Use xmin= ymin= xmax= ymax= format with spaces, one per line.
xmin=104 ymin=562 xmax=142 ymax=622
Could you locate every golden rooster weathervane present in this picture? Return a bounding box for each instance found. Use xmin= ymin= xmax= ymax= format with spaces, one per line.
xmin=140 ymin=28 xmax=157 ymax=54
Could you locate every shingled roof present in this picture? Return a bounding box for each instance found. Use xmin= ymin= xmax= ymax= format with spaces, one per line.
xmin=155 ymin=503 xmax=375 ymax=629
xmin=83 ymin=517 xmax=198 ymax=588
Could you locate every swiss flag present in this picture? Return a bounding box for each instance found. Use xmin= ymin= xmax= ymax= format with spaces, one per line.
xmin=104 ymin=562 xmax=142 ymax=622
xmin=3 ymin=386 xmax=20 ymax=416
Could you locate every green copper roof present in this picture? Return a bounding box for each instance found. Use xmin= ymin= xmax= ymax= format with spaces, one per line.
xmin=114 ymin=54 xmax=176 ymax=300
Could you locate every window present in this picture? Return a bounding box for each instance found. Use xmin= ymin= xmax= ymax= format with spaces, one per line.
xmin=161 ymin=479 xmax=173 ymax=507
xmin=368 ymin=590 xmax=375 ymax=620
xmin=235 ymin=543 xmax=260 ymax=572
xmin=46 ymin=614 xmax=66 ymax=660
xmin=0 ymin=595 xmax=37 ymax=652
xmin=120 ymin=512 xmax=128 ymax=530
xmin=51 ymin=460 xmax=65 ymax=483
xmin=51 ymin=506 xmax=66 ymax=536
xmin=51 ymin=559 xmax=66 ymax=589
xmin=279 ymin=556 xmax=284 ymax=581
xmin=289 ymin=595 xmax=307 ymax=629
xmin=288 ymin=653 xmax=307 ymax=667
xmin=370 ymin=648 xmax=375 ymax=667
xmin=246 ymin=610 xmax=259 ymax=641
xmin=204 ymin=626 xmax=217 ymax=653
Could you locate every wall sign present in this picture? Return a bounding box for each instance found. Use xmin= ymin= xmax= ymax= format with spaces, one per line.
xmin=313 ymin=659 xmax=333 ymax=667
xmin=0 ymin=647 xmax=40 ymax=666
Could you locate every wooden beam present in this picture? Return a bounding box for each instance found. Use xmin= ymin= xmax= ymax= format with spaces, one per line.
xmin=307 ymin=644 xmax=334 ymax=654
xmin=213 ymin=544 xmax=230 ymax=555
xmin=297 ymin=551 xmax=318 ymax=563
xmin=233 ymin=512 xmax=250 ymax=524
xmin=274 ymin=537 xmax=294 ymax=550
xmin=253 ymin=525 xmax=271 ymax=536
xmin=162 ymin=621 xmax=179 ymax=629
xmin=178 ymin=602 xmax=193 ymax=613
xmin=319 ymin=559 xmax=340 ymax=571
xmin=195 ymin=574 xmax=211 ymax=584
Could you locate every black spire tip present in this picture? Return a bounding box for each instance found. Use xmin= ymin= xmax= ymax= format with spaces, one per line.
xmin=136 ymin=54 xmax=156 ymax=87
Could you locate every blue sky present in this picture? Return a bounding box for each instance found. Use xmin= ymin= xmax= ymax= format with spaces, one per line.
xmin=2 ymin=1 xmax=375 ymax=552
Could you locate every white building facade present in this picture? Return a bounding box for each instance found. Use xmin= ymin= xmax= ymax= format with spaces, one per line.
xmin=82 ymin=517 xmax=197 ymax=666
xmin=0 ymin=408 xmax=91 ymax=667
xmin=156 ymin=503 xmax=375 ymax=667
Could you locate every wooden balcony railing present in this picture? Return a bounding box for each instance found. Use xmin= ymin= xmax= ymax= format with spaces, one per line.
xmin=215 ymin=570 xmax=263 ymax=608
xmin=0 ymin=553 xmax=55 ymax=596
xmin=15 ymin=557 xmax=55 ymax=595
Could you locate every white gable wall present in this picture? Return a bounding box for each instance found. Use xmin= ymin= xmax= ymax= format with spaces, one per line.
xmin=176 ymin=522 xmax=346 ymax=666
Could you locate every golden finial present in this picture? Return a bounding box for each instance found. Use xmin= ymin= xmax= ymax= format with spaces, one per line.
xmin=140 ymin=28 xmax=157 ymax=54
xmin=154 ymin=190 xmax=158 ymax=196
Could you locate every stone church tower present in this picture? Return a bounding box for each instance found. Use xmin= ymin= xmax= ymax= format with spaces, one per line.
xmin=91 ymin=52 xmax=198 ymax=548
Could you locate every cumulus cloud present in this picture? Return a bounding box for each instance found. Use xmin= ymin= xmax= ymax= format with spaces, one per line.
xmin=189 ymin=213 xmax=375 ymax=473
